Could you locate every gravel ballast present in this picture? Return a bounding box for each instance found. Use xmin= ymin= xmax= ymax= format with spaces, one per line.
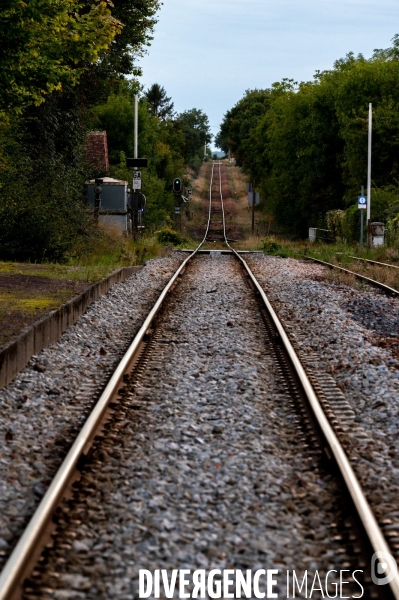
xmin=24 ymin=255 xmax=363 ymax=599
xmin=0 ymin=254 xmax=186 ymax=570
xmin=246 ymin=255 xmax=399 ymax=542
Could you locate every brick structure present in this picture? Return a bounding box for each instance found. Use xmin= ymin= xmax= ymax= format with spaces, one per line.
xmin=85 ymin=130 xmax=109 ymax=171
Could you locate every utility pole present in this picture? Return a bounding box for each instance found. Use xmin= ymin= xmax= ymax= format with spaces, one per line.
xmin=126 ymin=97 xmax=148 ymax=237
xmin=134 ymin=95 xmax=138 ymax=160
xmin=367 ymin=103 xmax=372 ymax=248
xmin=133 ymin=95 xmax=139 ymax=234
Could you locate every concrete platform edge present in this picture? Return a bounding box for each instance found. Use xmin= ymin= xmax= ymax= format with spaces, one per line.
xmin=0 ymin=266 xmax=143 ymax=389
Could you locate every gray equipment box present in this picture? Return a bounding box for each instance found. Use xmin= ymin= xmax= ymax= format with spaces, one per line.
xmin=86 ymin=177 xmax=127 ymax=211
xmin=100 ymin=214 xmax=128 ymax=232
xmin=86 ymin=177 xmax=129 ymax=233
xmin=371 ymin=222 xmax=385 ymax=247
xmin=309 ymin=227 xmax=332 ymax=243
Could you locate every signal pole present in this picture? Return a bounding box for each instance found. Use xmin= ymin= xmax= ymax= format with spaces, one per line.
xmin=367 ymin=103 xmax=372 ymax=248
xmin=133 ymin=95 xmax=139 ymax=237
xmin=134 ymin=95 xmax=138 ymax=160
xmin=126 ymin=99 xmax=148 ymax=238
xmin=173 ymin=178 xmax=183 ymax=233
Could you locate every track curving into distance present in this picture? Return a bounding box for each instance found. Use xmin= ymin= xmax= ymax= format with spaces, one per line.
xmin=214 ymin=160 xmax=399 ymax=600
xmin=1 ymin=162 xmax=399 ymax=599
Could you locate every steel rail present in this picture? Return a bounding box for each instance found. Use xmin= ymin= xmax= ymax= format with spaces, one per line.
xmin=349 ymin=255 xmax=399 ymax=270
xmin=306 ymin=255 xmax=399 ymax=296
xmin=215 ymin=162 xmax=399 ymax=599
xmin=0 ymin=164 xmax=218 ymax=600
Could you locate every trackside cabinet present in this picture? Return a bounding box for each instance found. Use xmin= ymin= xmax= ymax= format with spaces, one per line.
xmin=86 ymin=177 xmax=128 ymax=233
xmin=371 ymin=222 xmax=385 ymax=247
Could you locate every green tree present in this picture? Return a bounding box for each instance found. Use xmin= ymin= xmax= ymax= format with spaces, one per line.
xmin=0 ymin=0 xmax=162 ymax=260
xmin=175 ymin=108 xmax=212 ymax=165
xmin=216 ymin=89 xmax=272 ymax=174
xmin=218 ymin=36 xmax=399 ymax=237
xmin=0 ymin=0 xmax=122 ymax=112
xmin=144 ymin=84 xmax=174 ymax=119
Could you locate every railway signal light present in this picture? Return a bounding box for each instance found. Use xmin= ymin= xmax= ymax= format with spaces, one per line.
xmin=173 ymin=178 xmax=182 ymax=194
xmin=94 ymin=178 xmax=103 ymax=196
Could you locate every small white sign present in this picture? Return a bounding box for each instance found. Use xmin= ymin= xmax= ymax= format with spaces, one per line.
xmin=133 ymin=171 xmax=142 ymax=190
xmin=358 ymin=195 xmax=367 ymax=209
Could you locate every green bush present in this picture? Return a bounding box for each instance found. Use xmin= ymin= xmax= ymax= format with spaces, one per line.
xmin=262 ymin=237 xmax=288 ymax=257
xmin=156 ymin=227 xmax=187 ymax=246
xmin=326 ymin=210 xmax=346 ymax=242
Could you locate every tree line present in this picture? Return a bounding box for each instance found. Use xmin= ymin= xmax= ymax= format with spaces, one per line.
xmin=0 ymin=1 xmax=211 ymax=261
xmin=216 ymin=36 xmax=399 ymax=241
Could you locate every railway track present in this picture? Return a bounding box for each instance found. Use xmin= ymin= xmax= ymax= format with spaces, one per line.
xmin=0 ymin=163 xmax=398 ymax=599
xmin=306 ymin=256 xmax=399 ymax=297
xmin=349 ymin=256 xmax=399 ymax=271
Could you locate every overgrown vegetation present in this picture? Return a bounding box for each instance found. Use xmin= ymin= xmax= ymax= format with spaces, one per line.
xmin=262 ymin=238 xmax=287 ymax=257
xmin=217 ymin=36 xmax=399 ymax=242
xmin=0 ymin=1 xmax=211 ymax=263
xmin=156 ymin=228 xmax=187 ymax=246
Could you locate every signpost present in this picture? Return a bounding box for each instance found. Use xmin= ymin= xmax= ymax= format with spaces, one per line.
xmin=358 ymin=186 xmax=367 ymax=247
xmin=133 ymin=171 xmax=142 ymax=190
xmin=246 ymin=182 xmax=258 ymax=234
xmin=124 ymin=97 xmax=149 ymax=237
xmin=358 ymin=195 xmax=367 ymax=209
xmin=367 ymin=103 xmax=372 ymax=248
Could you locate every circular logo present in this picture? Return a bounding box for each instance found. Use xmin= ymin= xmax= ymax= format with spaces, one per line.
xmin=371 ymin=551 xmax=398 ymax=586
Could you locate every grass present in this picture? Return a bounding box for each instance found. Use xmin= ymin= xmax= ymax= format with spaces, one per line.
xmin=0 ymin=293 xmax=61 ymax=315
xmin=0 ymin=234 xmax=167 ymax=284
xmin=0 ymin=229 xmax=172 ymax=345
xmin=256 ymin=237 xmax=399 ymax=291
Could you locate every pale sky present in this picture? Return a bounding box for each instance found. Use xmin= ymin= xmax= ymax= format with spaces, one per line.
xmin=138 ymin=0 xmax=399 ymax=149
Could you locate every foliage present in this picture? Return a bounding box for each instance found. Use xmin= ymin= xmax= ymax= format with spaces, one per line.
xmin=144 ymin=84 xmax=174 ymax=119
xmin=0 ymin=0 xmax=161 ymax=112
xmin=262 ymin=237 xmax=287 ymax=257
xmin=0 ymin=0 xmax=122 ymax=112
xmin=326 ymin=210 xmax=346 ymax=242
xmin=216 ymin=89 xmax=272 ymax=183
xmin=0 ymin=0 xmax=211 ymax=263
xmin=0 ymin=0 xmax=165 ymax=263
xmin=175 ymin=109 xmax=212 ymax=169
xmin=91 ymin=91 xmax=212 ymax=227
xmin=387 ymin=213 xmax=399 ymax=247
xmin=156 ymin=227 xmax=187 ymax=246
xmin=217 ymin=38 xmax=399 ymax=240
xmin=0 ymin=86 xmax=95 ymax=261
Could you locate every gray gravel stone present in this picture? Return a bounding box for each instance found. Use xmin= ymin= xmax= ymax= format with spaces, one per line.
xmin=24 ymin=255 xmax=362 ymax=599
xmin=0 ymin=254 xmax=186 ymax=569
xmin=246 ymin=254 xmax=399 ymax=543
